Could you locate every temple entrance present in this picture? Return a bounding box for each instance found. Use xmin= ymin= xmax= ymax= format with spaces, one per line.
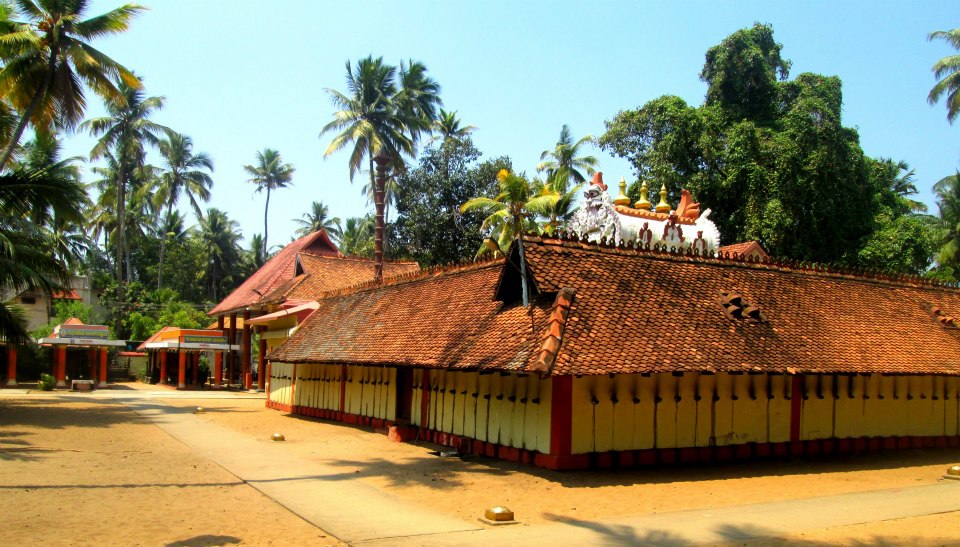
xmin=396 ymin=367 xmax=413 ymax=422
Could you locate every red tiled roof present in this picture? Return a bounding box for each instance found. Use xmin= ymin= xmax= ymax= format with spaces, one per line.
xmin=261 ymin=253 xmax=420 ymax=304
xmin=208 ymin=230 xmax=341 ymax=316
xmin=270 ymin=236 xmax=960 ymax=377
xmin=136 ymin=326 xmax=177 ymax=351
xmin=51 ymin=289 xmax=81 ymax=300
xmin=718 ymin=241 xmax=769 ymax=260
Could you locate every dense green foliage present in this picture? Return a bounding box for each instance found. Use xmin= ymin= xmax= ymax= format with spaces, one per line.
xmin=600 ymin=23 xmax=934 ymax=270
xmin=392 ymin=139 xmax=509 ymax=265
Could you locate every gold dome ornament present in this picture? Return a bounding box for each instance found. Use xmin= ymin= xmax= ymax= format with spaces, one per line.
xmin=271 ymin=432 xmax=286 ymax=442
xmin=193 ymin=406 xmax=205 ymax=414
xmin=614 ymin=177 xmax=631 ymax=206
xmin=635 ymin=180 xmax=652 ymax=210
xmin=947 ymin=465 xmax=960 ymax=479
xmin=655 ymin=183 xmax=672 ymax=213
xmin=480 ymin=505 xmax=519 ymax=525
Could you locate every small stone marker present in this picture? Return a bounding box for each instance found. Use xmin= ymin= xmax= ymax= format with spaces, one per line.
xmin=946 ymin=465 xmax=960 ymax=480
xmin=479 ymin=506 xmax=518 ymax=526
xmin=194 ymin=407 xmax=205 ymax=414
xmin=271 ymin=432 xmax=285 ymax=442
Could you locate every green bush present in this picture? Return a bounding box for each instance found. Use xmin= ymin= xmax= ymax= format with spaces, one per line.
xmin=38 ymin=373 xmax=56 ymax=391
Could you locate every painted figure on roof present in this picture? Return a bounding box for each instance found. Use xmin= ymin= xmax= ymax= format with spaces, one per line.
xmin=568 ymin=173 xmax=721 ymax=252
xmin=567 ymin=173 xmax=621 ymax=244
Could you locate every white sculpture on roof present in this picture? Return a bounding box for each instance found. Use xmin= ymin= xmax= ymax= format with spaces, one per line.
xmin=568 ymin=173 xmax=721 ymax=254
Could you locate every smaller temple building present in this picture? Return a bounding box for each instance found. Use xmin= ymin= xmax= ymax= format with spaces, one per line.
xmin=139 ymin=327 xmax=238 ymax=389
xmin=36 ymin=319 xmax=127 ymax=388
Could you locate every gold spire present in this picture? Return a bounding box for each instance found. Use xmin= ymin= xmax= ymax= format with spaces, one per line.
xmin=614 ymin=177 xmax=631 ymax=206
xmin=635 ymin=180 xmax=652 ymax=210
xmin=655 ymin=183 xmax=671 ymax=213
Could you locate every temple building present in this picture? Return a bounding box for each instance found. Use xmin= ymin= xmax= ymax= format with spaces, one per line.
xmin=263 ymin=176 xmax=960 ymax=469
xmin=207 ymin=229 xmax=418 ymax=390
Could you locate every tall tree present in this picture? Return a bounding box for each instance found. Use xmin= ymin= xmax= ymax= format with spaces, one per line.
xmin=393 ymin=138 xmax=508 ymax=266
xmin=153 ymin=132 xmax=213 ymax=220
xmin=321 ymin=56 xmax=441 ymax=282
xmin=0 ymin=1 xmax=145 ymax=169
xmin=928 ymin=28 xmax=960 ymax=124
xmin=432 ymin=108 xmax=475 ymax=145
xmin=338 ymin=216 xmax=374 ymax=258
xmin=536 ymin=124 xmax=598 ymax=191
xmin=197 ymin=207 xmax=241 ymax=302
xmin=293 ymin=200 xmax=341 ymax=240
xmin=244 ymin=148 xmax=293 ymax=256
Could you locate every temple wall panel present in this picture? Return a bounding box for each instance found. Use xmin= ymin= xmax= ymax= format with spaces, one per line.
xmin=655 ymin=374 xmax=678 ymax=449
xmin=731 ymin=374 xmax=767 ymax=444
xmin=694 ymin=374 xmax=716 ymax=447
xmin=612 ymin=374 xmax=637 ymax=451
xmin=768 ymin=374 xmax=791 ymax=443
xmin=268 ymin=362 xmax=293 ymax=406
xmin=946 ymin=377 xmax=960 ymax=436
xmin=474 ymin=373 xmax=490 ymax=442
xmin=712 ymin=372 xmax=735 ymax=446
xmin=800 ymin=375 xmax=833 ymax=440
xmin=411 ymin=369 xmax=424 ymax=427
xmin=676 ymin=373 xmax=698 ymax=447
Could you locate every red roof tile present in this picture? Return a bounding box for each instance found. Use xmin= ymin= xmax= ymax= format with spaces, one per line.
xmin=718 ymin=241 xmax=769 ymax=261
xmin=51 ymin=289 xmax=81 ymax=300
xmin=271 ymin=236 xmax=960 ymax=377
xmin=208 ymin=230 xmax=341 ymax=316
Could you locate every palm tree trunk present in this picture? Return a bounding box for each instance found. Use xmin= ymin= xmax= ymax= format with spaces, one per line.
xmin=0 ymin=43 xmax=60 ymax=171
xmin=115 ymin=163 xmax=126 ymax=336
xmin=263 ymin=187 xmax=270 ymax=257
xmin=372 ymin=155 xmax=390 ymax=284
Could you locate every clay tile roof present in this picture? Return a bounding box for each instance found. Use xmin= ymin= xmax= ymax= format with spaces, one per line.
xmin=51 ymin=289 xmax=81 ymax=300
xmin=718 ymin=241 xmax=769 ymax=260
xmin=260 ymin=253 xmax=420 ymax=304
xmin=208 ymin=230 xmax=341 ymax=316
xmin=270 ymin=235 xmax=960 ymax=378
xmin=136 ymin=326 xmax=177 ymax=351
xmin=269 ymin=260 xmax=550 ymax=371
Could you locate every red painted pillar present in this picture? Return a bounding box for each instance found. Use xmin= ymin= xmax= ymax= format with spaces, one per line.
xmin=215 ymin=315 xmax=224 ymax=386
xmin=242 ymin=310 xmax=251 ymax=390
xmin=419 ymin=369 xmax=431 ymax=430
xmin=160 ymin=352 xmax=168 ymax=386
xmin=790 ymin=374 xmax=803 ymax=448
xmin=257 ymin=327 xmax=266 ymax=391
xmin=55 ymin=346 xmax=67 ymax=388
xmin=228 ymin=313 xmax=237 ymax=386
xmin=550 ymin=375 xmax=573 ymax=458
xmin=6 ymin=346 xmax=17 ymax=387
xmin=98 ymin=348 xmax=108 ymax=388
xmin=178 ymin=351 xmax=187 ymax=389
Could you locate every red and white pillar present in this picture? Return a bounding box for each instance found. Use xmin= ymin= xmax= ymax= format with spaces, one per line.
xmin=55 ymin=346 xmax=67 ymax=388
xmin=159 ymin=352 xmax=168 ymax=386
xmin=228 ymin=313 xmax=237 ymax=386
xmin=5 ymin=346 xmax=16 ymax=387
xmin=242 ymin=309 xmax=252 ymax=390
xmin=98 ymin=348 xmax=108 ymax=388
xmin=178 ymin=351 xmax=187 ymax=389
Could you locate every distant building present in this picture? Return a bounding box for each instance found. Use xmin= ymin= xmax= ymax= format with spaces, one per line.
xmin=1 ymin=275 xmax=104 ymax=332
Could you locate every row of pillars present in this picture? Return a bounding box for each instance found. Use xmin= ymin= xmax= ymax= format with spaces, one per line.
xmin=155 ymin=351 xmax=203 ymax=389
xmin=49 ymin=346 xmax=109 ymax=388
xmin=211 ymin=311 xmax=267 ymax=391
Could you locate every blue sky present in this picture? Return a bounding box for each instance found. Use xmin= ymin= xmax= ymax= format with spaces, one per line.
xmin=61 ymin=0 xmax=959 ymax=250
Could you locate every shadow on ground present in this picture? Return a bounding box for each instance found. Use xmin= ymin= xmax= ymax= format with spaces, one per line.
xmin=164 ymin=534 xmax=241 ymax=547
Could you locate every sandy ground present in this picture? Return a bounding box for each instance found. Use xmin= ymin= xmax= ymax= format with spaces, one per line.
xmin=1 ymin=383 xmax=959 ymax=546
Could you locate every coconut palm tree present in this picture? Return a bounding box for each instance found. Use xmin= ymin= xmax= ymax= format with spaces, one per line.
xmin=197 ymin=207 xmax=241 ymax=302
xmin=244 ymin=148 xmax=293 ymax=257
xmin=152 ymin=132 xmax=214 ymax=221
xmin=293 ymin=200 xmax=341 ymax=240
xmin=338 ymin=216 xmax=374 ymax=258
xmin=432 ymin=109 xmax=476 ymax=145
xmin=0 ymin=164 xmax=86 ymax=343
xmin=537 ymin=124 xmax=598 ymax=192
xmin=321 ymin=56 xmax=441 ymax=282
xmin=929 ymin=28 xmax=960 ymax=123
xmin=0 ymin=1 xmax=146 ymax=169
xmin=82 ymin=78 xmax=169 ymax=292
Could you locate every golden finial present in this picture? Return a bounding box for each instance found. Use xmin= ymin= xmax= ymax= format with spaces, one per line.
xmin=635 ymin=180 xmax=652 ymax=210
xmin=655 ymin=183 xmax=671 ymax=213
xmin=614 ymin=177 xmax=630 ymax=206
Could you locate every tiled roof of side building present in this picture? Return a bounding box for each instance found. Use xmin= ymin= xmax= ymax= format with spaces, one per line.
xmin=208 ymin=230 xmax=340 ymax=316
xmin=270 ymin=236 xmax=960 ymax=377
xmin=268 ymin=260 xmax=551 ymax=370
xmin=261 ymin=253 xmax=420 ymax=304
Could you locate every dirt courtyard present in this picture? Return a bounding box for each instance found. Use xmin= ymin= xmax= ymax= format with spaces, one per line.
xmin=1 ymin=385 xmax=959 ymax=546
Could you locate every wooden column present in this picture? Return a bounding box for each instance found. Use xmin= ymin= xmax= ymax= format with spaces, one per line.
xmin=98 ymin=348 xmax=108 ymax=388
xmin=178 ymin=351 xmax=187 ymax=389
xmin=160 ymin=352 xmax=168 ymax=386
xmin=215 ymin=315 xmax=225 ymax=386
xmin=549 ymin=375 xmax=573 ymax=457
xmin=6 ymin=346 xmax=17 ymax=387
xmin=55 ymin=346 xmax=67 ymax=388
xmin=228 ymin=313 xmax=237 ymax=386
xmin=257 ymin=327 xmax=266 ymax=391
xmin=242 ymin=309 xmax=251 ymax=390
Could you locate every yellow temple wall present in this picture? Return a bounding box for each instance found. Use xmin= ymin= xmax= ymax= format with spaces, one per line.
xmin=411 ymin=370 xmax=552 ymax=454
xmin=290 ymin=363 xmax=343 ymax=412
xmin=569 ymin=372 xmax=960 ymax=455
xmin=268 ymin=362 xmax=295 ymax=406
